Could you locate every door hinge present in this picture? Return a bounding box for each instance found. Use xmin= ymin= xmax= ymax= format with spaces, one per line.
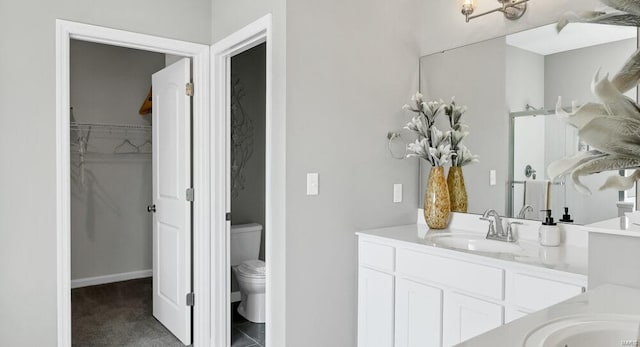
xmin=186 ymin=82 xmax=194 ymax=96
xmin=226 ymin=212 xmax=231 ymax=221
xmin=186 ymin=292 xmax=195 ymax=306
xmin=186 ymin=188 xmax=194 ymax=202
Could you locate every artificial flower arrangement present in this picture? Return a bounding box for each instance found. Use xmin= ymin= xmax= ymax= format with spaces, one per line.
xmin=401 ymin=92 xmax=478 ymax=226
xmin=547 ymin=0 xmax=640 ymax=194
xmin=402 ymin=92 xmax=478 ymax=167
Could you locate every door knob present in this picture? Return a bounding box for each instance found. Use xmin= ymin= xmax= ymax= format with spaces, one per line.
xmin=147 ymin=204 xmax=156 ymax=213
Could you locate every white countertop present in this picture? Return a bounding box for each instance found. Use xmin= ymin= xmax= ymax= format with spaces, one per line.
xmin=456 ymin=284 xmax=640 ymax=346
xmin=584 ymin=215 xmax=640 ymax=238
xmin=356 ymin=223 xmax=588 ymax=276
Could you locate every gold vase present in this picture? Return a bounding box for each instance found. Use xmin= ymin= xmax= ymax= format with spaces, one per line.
xmin=447 ymin=166 xmax=468 ymax=213
xmin=423 ymin=166 xmax=451 ymax=229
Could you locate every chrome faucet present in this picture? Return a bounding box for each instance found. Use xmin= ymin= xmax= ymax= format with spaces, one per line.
xmin=481 ymin=209 xmax=504 ymax=238
xmin=480 ymin=209 xmax=521 ymax=242
xmin=517 ymin=205 xmax=533 ymax=219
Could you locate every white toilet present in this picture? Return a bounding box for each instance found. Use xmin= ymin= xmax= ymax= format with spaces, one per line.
xmin=230 ymin=223 xmax=266 ymax=323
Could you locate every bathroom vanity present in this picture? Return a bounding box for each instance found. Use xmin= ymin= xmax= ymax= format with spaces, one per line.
xmin=356 ymin=214 xmax=587 ymax=347
xmin=456 ymin=284 xmax=640 ymax=346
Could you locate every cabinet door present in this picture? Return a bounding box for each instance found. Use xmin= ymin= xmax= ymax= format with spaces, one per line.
xmin=358 ymin=267 xmax=394 ymax=347
xmin=443 ymin=292 xmax=503 ymax=346
xmin=395 ymin=278 xmax=443 ymax=347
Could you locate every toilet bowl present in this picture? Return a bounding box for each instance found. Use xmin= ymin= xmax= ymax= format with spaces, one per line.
xmin=232 ymin=259 xmax=266 ymax=323
xmin=230 ymin=223 xmax=266 ymax=324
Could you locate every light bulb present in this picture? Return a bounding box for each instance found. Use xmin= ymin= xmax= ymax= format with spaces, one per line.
xmin=461 ymin=0 xmax=475 ymax=20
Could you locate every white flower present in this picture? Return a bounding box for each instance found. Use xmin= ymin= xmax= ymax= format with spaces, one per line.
xmin=404 ymin=92 xmax=426 ymax=113
xmin=406 ymin=138 xmax=430 ymax=160
xmin=455 ymin=145 xmax=479 ymax=167
xmin=404 ymin=115 xmax=430 ymax=139
xmin=429 ymin=143 xmax=452 ymax=166
xmin=449 ymin=129 xmax=469 ymax=148
xmin=444 ymin=98 xmax=467 ymax=129
xmin=399 ymin=92 xmax=476 ymax=167
xmin=423 ymin=100 xmax=444 ymax=123
xmin=430 ymin=126 xmax=447 ymax=147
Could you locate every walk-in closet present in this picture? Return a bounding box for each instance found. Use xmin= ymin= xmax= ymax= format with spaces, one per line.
xmin=69 ymin=39 xmax=189 ymax=346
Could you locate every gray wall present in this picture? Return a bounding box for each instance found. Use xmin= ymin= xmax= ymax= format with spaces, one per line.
xmin=230 ymin=43 xmax=266 ymax=260
xmin=285 ymin=0 xmax=425 ymax=345
xmin=420 ymin=37 xmax=508 ymax=215
xmin=506 ymin=45 xmax=544 ymax=112
xmin=70 ymin=40 xmax=164 ymax=281
xmin=544 ymin=39 xmax=637 ymax=109
xmin=0 ymin=1 xmax=209 ymax=345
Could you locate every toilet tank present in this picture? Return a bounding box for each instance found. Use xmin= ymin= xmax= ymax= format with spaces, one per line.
xmin=230 ymin=223 xmax=263 ymax=266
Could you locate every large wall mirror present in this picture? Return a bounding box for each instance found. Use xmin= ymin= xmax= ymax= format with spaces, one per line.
xmin=419 ymin=23 xmax=638 ymax=225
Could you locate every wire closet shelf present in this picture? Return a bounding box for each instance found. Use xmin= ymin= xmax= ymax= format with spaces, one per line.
xmin=70 ymin=121 xmax=152 ymax=133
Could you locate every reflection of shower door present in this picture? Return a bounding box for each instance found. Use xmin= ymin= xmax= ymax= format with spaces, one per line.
xmin=151 ymin=58 xmax=192 ymax=345
xmin=510 ymin=114 xmax=570 ymax=219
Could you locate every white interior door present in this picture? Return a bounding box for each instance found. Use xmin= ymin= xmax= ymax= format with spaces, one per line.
xmin=151 ymin=58 xmax=192 ymax=345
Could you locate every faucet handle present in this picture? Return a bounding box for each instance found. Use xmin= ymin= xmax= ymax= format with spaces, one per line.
xmin=480 ymin=217 xmax=496 ymax=237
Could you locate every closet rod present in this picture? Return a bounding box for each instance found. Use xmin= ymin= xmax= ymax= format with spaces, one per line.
xmin=71 ymin=121 xmax=151 ymax=130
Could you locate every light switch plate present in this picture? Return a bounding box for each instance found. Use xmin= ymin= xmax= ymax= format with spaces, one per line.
xmin=490 ymin=170 xmax=496 ymax=186
xmin=393 ymin=184 xmax=402 ymax=203
xmin=307 ymin=173 xmax=319 ymax=195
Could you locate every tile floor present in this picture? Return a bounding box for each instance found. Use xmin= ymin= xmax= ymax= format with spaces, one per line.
xmin=231 ymin=302 xmax=265 ymax=347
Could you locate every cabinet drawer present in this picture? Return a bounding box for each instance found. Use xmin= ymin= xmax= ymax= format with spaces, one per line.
xmin=513 ymin=273 xmax=584 ymax=311
xmin=397 ymin=249 xmax=504 ymax=300
xmin=359 ymin=240 xmax=395 ymax=272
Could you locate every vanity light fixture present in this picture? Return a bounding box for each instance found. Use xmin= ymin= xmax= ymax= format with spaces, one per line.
xmin=462 ymin=0 xmax=529 ymax=23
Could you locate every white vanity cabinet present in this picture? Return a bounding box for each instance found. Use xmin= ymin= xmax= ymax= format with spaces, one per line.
xmin=357 ymin=241 xmax=396 ymax=347
xmin=442 ymin=292 xmax=503 ymax=346
xmin=394 ymin=278 xmax=443 ymax=347
xmin=357 ymin=230 xmax=587 ymax=347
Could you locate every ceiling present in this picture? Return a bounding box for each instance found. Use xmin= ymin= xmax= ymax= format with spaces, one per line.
xmin=506 ymin=22 xmax=637 ymax=56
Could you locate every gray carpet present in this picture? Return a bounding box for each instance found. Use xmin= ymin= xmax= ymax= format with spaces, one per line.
xmin=72 ymin=278 xmax=185 ymax=347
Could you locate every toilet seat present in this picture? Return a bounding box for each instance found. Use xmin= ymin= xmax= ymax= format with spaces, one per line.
xmin=236 ymin=260 xmax=265 ymax=279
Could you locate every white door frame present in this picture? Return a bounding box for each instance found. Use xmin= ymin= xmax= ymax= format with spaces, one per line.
xmin=210 ymin=14 xmax=273 ymax=347
xmin=55 ymin=20 xmax=211 ymax=346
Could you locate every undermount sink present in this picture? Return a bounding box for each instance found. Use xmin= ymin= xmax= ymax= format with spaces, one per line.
xmin=426 ymin=232 xmax=523 ymax=254
xmin=523 ymin=314 xmax=640 ymax=347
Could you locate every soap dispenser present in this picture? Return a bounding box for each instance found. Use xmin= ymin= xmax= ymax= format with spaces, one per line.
xmin=559 ymin=207 xmax=574 ymax=223
xmin=539 ymin=210 xmax=561 ymax=247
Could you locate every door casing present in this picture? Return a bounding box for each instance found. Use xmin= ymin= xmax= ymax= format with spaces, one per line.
xmin=55 ymin=20 xmax=211 ymax=346
xmin=210 ymin=14 xmax=274 ymax=347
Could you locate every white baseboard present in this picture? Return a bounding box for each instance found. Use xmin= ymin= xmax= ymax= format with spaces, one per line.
xmin=231 ymin=290 xmax=241 ymax=303
xmin=71 ymin=269 xmax=152 ymax=289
